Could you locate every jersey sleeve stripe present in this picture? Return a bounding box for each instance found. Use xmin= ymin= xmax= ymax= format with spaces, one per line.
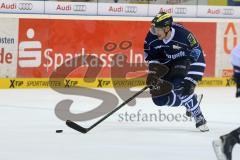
xmin=187 ymin=71 xmax=204 ymax=76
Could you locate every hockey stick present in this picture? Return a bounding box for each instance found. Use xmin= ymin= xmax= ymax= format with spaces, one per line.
xmin=66 ymin=86 xmax=149 ymax=134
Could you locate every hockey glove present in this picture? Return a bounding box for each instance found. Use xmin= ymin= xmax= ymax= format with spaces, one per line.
xmin=146 ymin=63 xmax=171 ymax=97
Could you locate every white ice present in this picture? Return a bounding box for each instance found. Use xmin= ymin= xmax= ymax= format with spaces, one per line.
xmin=0 ymin=87 xmax=239 ymax=160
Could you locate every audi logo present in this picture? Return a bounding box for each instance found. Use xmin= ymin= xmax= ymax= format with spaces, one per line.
xmin=174 ymin=7 xmax=187 ymax=14
xmin=125 ymin=6 xmax=137 ymax=13
xmin=18 ymin=3 xmax=33 ymax=11
xmin=222 ymin=8 xmax=234 ymax=15
xmin=73 ymin=5 xmax=87 ymax=12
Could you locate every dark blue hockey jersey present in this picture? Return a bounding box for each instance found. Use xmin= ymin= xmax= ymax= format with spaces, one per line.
xmin=144 ymin=23 xmax=206 ymax=84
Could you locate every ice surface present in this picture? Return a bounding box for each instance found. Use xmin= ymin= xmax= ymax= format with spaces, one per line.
xmin=0 ymin=87 xmax=239 ymax=160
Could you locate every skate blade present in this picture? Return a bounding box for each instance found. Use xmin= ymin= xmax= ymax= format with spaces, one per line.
xmin=212 ymin=140 xmax=227 ymax=160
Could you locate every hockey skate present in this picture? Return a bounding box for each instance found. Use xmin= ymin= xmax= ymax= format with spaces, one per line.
xmin=212 ymin=134 xmax=238 ymax=160
xmin=182 ymin=94 xmax=208 ymax=132
xmin=195 ymin=114 xmax=209 ymax=132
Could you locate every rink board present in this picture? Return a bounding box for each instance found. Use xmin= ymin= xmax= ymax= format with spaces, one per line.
xmin=0 ymin=77 xmax=236 ymax=89
xmin=0 ymin=14 xmax=239 ymax=88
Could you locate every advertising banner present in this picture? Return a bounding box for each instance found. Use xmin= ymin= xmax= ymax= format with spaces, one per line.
xmin=197 ymin=5 xmax=240 ymax=18
xmin=16 ymin=18 xmax=216 ymax=79
xmin=216 ymin=22 xmax=240 ymax=77
xmin=148 ymin=5 xmax=197 ymax=17
xmin=97 ymin=3 xmax=148 ymax=16
xmin=0 ymin=0 xmax=44 ymax=14
xmin=0 ymin=18 xmax=18 ymax=78
xmin=17 ymin=19 xmax=150 ymax=78
xmin=0 ymin=77 xmax=235 ymax=89
xmin=45 ymin=1 xmax=97 ymax=15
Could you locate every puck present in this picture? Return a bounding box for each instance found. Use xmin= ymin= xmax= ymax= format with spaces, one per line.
xmin=56 ymin=130 xmax=63 ymax=133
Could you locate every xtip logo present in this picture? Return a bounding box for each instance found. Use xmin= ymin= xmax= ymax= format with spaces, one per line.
xmin=226 ymin=78 xmax=235 ymax=86
xmin=18 ymin=28 xmax=42 ymax=68
xmin=65 ymin=79 xmax=78 ymax=88
xmin=9 ymin=79 xmax=24 ymax=88
xmin=97 ymin=79 xmax=111 ymax=88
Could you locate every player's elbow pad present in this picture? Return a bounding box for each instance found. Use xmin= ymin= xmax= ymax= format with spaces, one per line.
xmin=190 ymin=48 xmax=202 ymax=62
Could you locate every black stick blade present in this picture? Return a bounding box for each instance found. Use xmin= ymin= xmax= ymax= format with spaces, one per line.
xmin=66 ymin=120 xmax=88 ymax=134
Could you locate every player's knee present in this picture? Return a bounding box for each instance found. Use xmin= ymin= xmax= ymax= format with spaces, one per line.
xmin=152 ymin=91 xmax=181 ymax=107
xmin=167 ymin=91 xmax=182 ymax=107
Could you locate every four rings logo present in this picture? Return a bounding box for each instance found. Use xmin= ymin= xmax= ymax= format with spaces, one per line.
xmin=73 ymin=5 xmax=87 ymax=12
xmin=174 ymin=7 xmax=187 ymax=14
xmin=222 ymin=8 xmax=234 ymax=15
xmin=18 ymin=3 xmax=33 ymax=11
xmin=125 ymin=6 xmax=137 ymax=13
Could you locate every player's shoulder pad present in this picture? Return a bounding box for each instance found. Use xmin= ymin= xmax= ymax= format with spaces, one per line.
xmin=174 ymin=24 xmax=198 ymax=48
xmin=173 ymin=23 xmax=190 ymax=37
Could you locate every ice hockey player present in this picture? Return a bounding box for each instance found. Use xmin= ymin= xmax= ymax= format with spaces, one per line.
xmin=144 ymin=12 xmax=209 ymax=132
xmin=213 ymin=127 xmax=240 ymax=160
xmin=231 ymin=44 xmax=240 ymax=97
xmin=212 ymin=44 xmax=240 ymax=160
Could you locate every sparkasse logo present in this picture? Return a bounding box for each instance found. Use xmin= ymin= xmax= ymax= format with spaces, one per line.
xmin=18 ymin=28 xmax=42 ymax=68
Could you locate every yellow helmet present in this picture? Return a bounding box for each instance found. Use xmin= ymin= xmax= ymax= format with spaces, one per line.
xmin=152 ymin=12 xmax=173 ymax=28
